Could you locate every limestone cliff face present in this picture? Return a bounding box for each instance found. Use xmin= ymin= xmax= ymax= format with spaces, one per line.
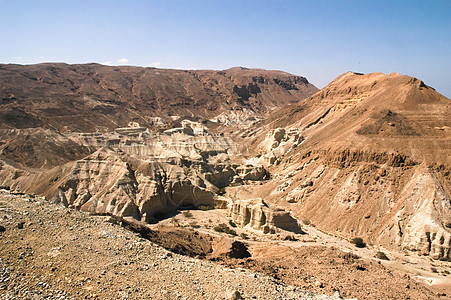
xmin=54 ymin=148 xmax=217 ymax=221
xmin=228 ymin=198 xmax=301 ymax=234
xmin=378 ymin=167 xmax=451 ymax=260
xmin=0 ymin=121 xmax=268 ymax=222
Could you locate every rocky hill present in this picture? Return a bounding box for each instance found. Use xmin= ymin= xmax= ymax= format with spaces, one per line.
xmin=237 ymin=71 xmax=451 ymax=261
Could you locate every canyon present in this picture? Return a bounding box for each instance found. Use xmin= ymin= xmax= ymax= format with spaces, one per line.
xmin=0 ymin=63 xmax=450 ymax=299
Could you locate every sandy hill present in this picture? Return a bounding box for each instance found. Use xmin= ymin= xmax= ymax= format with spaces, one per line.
xmin=237 ymin=71 xmax=451 ymax=261
xmin=261 ymin=71 xmax=450 ymax=164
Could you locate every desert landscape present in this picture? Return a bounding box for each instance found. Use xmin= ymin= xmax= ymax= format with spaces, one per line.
xmin=0 ymin=63 xmax=450 ymax=299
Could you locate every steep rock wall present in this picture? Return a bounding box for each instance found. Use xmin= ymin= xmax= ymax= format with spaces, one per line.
xmin=254 ymin=150 xmax=451 ymax=261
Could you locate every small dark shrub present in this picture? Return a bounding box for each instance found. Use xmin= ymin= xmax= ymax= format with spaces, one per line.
xmin=182 ymin=211 xmax=193 ymax=218
xmin=214 ymin=223 xmax=228 ymax=233
xmin=214 ymin=226 xmax=224 ymax=233
xmin=355 ymin=265 xmax=366 ymax=271
xmin=225 ymin=228 xmax=237 ymax=236
xmin=375 ymin=251 xmax=389 ymax=260
xmin=240 ymin=233 xmax=249 ymax=239
xmin=197 ymin=205 xmax=215 ymax=211
xmin=284 ymin=235 xmax=298 ymax=241
xmin=189 ymin=222 xmax=200 ymax=229
xmin=351 ymin=237 xmax=366 ymax=248
xmin=229 ymin=220 xmax=237 ymax=228
xmin=213 ymin=223 xmax=237 ymax=236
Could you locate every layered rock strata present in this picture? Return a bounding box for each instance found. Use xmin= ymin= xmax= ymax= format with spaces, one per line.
xmin=0 ymin=121 xmax=268 ymax=222
xmin=228 ymin=198 xmax=302 ymax=234
xmin=240 ymin=72 xmax=451 ymax=261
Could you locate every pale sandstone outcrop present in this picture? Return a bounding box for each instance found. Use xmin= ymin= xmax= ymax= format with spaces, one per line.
xmin=259 ymin=128 xmax=304 ymax=166
xmin=71 ymin=120 xmax=238 ymax=161
xmin=228 ymin=198 xmax=301 ymax=234
xmin=378 ymin=167 xmax=451 ymax=260
xmin=333 ymin=171 xmax=361 ymax=208
xmin=210 ymin=108 xmax=261 ymax=128
xmin=235 ymin=164 xmax=267 ymax=181
xmin=44 ymin=122 xmax=268 ymax=222
xmin=54 ymin=148 xmax=218 ymax=221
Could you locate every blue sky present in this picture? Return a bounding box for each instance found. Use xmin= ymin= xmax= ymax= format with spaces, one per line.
xmin=1 ymin=0 xmax=450 ymax=97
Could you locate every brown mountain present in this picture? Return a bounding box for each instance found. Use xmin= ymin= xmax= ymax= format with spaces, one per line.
xmin=0 ymin=63 xmax=318 ymax=132
xmin=237 ymin=71 xmax=451 ymax=260
xmin=0 ymin=63 xmax=318 ymax=227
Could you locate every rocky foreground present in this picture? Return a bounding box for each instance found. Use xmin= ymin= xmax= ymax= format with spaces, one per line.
xmin=0 ymin=190 xmax=336 ymax=300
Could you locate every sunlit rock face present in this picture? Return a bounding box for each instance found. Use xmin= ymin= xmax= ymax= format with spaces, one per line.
xmin=228 ymin=198 xmax=302 ymax=234
xmin=51 ymin=121 xmax=265 ymax=220
xmin=0 ymin=121 xmax=268 ymax=222
xmin=54 ymin=147 xmax=218 ymax=221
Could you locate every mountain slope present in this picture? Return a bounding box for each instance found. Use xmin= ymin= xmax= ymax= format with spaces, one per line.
xmin=0 ymin=63 xmax=318 ymax=132
xmin=254 ymin=71 xmax=451 ymax=164
xmin=237 ymin=72 xmax=451 ymax=260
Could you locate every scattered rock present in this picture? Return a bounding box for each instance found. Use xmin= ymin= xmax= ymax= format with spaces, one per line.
xmin=226 ymin=289 xmax=243 ymax=300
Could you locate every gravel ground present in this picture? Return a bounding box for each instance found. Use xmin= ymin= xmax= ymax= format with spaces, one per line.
xmin=0 ymin=190 xmax=337 ymax=300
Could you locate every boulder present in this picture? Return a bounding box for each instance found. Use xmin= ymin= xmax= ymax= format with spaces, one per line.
xmin=211 ymin=237 xmax=251 ymax=259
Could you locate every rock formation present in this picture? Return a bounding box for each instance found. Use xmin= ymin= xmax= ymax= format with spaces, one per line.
xmin=228 ymin=198 xmax=302 ymax=234
xmin=0 ymin=121 xmax=268 ymax=223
